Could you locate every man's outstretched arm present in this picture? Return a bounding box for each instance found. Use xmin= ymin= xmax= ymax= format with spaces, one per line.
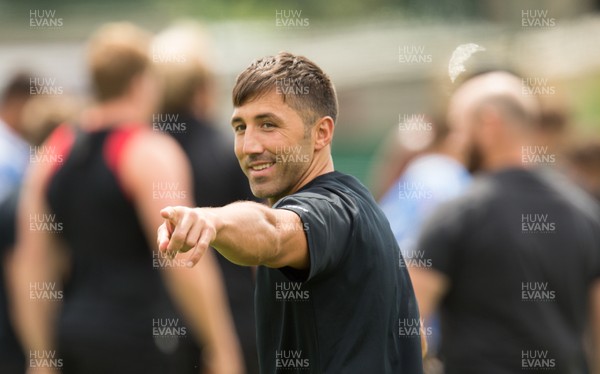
xmin=157 ymin=202 xmax=309 ymax=269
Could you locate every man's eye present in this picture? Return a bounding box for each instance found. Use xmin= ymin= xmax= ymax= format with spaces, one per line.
xmin=234 ymin=124 xmax=246 ymax=132
xmin=262 ymin=122 xmax=275 ymax=128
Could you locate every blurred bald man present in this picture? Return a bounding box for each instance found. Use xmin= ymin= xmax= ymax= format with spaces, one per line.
xmin=410 ymin=71 xmax=600 ymax=374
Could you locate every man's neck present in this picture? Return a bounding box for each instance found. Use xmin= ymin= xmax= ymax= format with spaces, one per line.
xmin=267 ymin=155 xmax=334 ymax=207
xmin=484 ymin=144 xmax=528 ymax=172
xmin=83 ymin=98 xmax=146 ymax=130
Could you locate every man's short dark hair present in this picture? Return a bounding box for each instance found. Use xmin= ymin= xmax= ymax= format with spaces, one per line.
xmin=232 ymin=52 xmax=338 ymax=126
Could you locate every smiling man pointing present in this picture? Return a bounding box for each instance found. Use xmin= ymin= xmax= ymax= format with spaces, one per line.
xmin=157 ymin=52 xmax=423 ymax=373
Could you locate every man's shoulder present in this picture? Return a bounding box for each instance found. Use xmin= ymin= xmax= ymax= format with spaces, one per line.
xmin=417 ymin=173 xmax=498 ymax=235
xmin=305 ymin=171 xmax=367 ymax=196
xmin=439 ymin=173 xmax=496 ymax=209
xmin=535 ymin=167 xmax=600 ymax=224
xmin=276 ymin=171 xmax=367 ymax=207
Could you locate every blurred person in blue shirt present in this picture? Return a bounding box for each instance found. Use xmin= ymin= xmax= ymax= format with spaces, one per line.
xmin=378 ymin=114 xmax=471 ymax=369
xmin=379 ymin=115 xmax=471 ymax=256
xmin=0 ymin=72 xmax=39 ymax=374
xmin=0 ymin=73 xmax=32 ymax=204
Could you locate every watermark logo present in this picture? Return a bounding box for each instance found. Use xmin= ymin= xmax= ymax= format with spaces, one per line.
xmin=400 ymin=250 xmax=432 ymax=268
xmin=152 ymin=318 xmax=187 ymax=337
xmin=152 ymin=45 xmax=187 ymax=64
xmin=275 ymin=215 xmax=309 ymax=232
xmin=152 ymin=181 xmax=187 ymax=200
xmin=30 ymin=77 xmax=63 ymax=95
xmin=29 ymin=214 xmax=63 ymax=233
xmin=275 ymin=10 xmax=310 ymax=28
xmin=275 ymin=282 xmax=310 ymax=301
xmin=521 ymin=282 xmax=556 ymax=302
xmin=397 ymin=113 xmax=435 ymax=151
xmin=398 ymin=182 xmax=433 ymax=200
xmin=398 ymin=114 xmax=432 ymax=132
xmin=521 ymin=146 xmax=556 ymax=166
xmin=152 ymin=113 xmax=187 ymax=134
xmin=521 ymin=350 xmax=556 ymax=370
xmin=399 ymin=45 xmax=432 ymax=64
xmin=275 ymin=350 xmax=310 ymax=370
xmin=275 ymin=145 xmax=310 ymax=164
xmin=399 ymin=318 xmax=433 ymax=337
xmin=521 ymin=213 xmax=556 ymax=234
xmin=275 ymin=78 xmax=309 ymax=95
xmin=152 ymin=250 xmax=187 ymax=269
xmin=30 ymin=145 xmax=64 ymax=164
xmin=29 ymin=10 xmax=63 ymax=28
xmin=521 ymin=9 xmax=556 ymax=28
xmin=29 ymin=282 xmax=63 ymax=300
xmin=522 ymin=78 xmax=556 ymax=96
xmin=29 ymin=350 xmax=63 ymax=369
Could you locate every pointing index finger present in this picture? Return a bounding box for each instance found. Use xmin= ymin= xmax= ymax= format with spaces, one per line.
xmin=160 ymin=206 xmax=178 ymax=223
xmin=159 ymin=206 xmax=180 ymax=258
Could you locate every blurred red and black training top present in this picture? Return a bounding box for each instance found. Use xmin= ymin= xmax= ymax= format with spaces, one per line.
xmin=44 ymin=125 xmax=199 ymax=374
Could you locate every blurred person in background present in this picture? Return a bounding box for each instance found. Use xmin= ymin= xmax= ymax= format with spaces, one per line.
xmin=379 ymin=114 xmax=471 ymax=260
xmin=0 ymin=72 xmax=34 ymax=204
xmin=0 ymin=72 xmax=40 ymax=374
xmin=10 ymin=23 xmax=242 ymax=374
xmin=410 ymin=71 xmax=600 ymax=373
xmin=1 ymin=93 xmax=77 ymax=374
xmin=377 ymin=114 xmax=471 ymax=372
xmin=153 ymin=23 xmax=258 ymax=374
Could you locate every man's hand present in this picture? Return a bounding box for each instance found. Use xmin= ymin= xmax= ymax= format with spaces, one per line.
xmin=157 ymin=206 xmax=217 ymax=268
xmin=158 ymin=201 xmax=308 ymax=269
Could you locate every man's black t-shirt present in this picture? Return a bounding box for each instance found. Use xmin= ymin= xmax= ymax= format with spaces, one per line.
xmin=256 ymin=171 xmax=423 ymax=374
xmin=417 ymin=168 xmax=600 ymax=374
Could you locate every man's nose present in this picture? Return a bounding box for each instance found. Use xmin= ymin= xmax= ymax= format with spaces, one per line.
xmin=242 ymin=127 xmax=264 ymax=155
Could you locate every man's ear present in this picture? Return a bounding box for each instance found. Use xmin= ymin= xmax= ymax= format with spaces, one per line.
xmin=313 ymin=116 xmax=334 ymax=151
